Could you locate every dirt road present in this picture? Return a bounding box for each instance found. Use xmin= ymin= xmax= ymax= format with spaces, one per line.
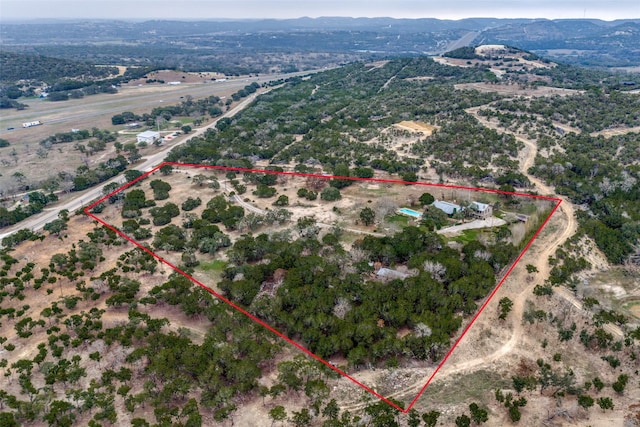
xmin=340 ymin=106 xmax=591 ymax=412
xmin=437 ymin=217 xmax=506 ymax=235
xmin=231 ymin=194 xmax=384 ymax=238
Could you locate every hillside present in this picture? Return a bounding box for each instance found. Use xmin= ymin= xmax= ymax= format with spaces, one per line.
xmin=475 ymin=20 xmax=640 ymax=67
xmin=0 ymin=52 xmax=118 ymax=84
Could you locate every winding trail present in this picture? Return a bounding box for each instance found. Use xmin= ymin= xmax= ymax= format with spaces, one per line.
xmin=471 ymin=111 xmax=624 ymax=343
xmin=339 ymin=105 xmax=624 ymax=412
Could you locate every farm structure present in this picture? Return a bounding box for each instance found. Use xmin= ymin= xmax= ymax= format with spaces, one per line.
xmin=136 ymin=130 xmax=161 ymax=144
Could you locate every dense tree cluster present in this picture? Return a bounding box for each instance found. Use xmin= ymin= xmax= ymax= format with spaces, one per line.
xmin=111 ymin=95 xmax=222 ymax=126
xmin=533 ymin=63 xmax=639 ymax=90
xmin=478 ymin=87 xmax=640 ymax=266
xmin=412 ymin=114 xmax=523 ymax=180
xmin=0 ymin=52 xmax=118 ymax=84
xmin=0 ymin=191 xmax=58 ymax=228
xmin=72 ymin=155 xmax=129 ymax=191
xmin=491 ymin=91 xmax=640 ymax=132
xmin=529 ymin=131 xmax=640 ymax=264
xmin=216 ymin=224 xmax=508 ymax=366
xmin=0 ymin=51 xmax=118 ymax=107
xmin=443 ymin=46 xmax=481 ymax=59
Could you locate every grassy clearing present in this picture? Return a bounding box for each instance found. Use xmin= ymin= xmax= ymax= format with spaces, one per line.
xmin=172 ymin=117 xmax=194 ymax=125
xmin=521 ymin=202 xmax=538 ymax=215
xmin=589 ymin=268 xmax=638 ymax=292
xmin=417 ymin=370 xmax=510 ymax=407
xmin=623 ymin=301 xmax=640 ymax=319
xmin=450 ymin=229 xmax=480 ymax=244
xmin=387 ymin=214 xmax=409 ymax=226
xmin=585 ymin=267 xmax=640 ymax=317
xmin=356 ymin=187 xmax=392 ymax=198
xmin=338 ymin=231 xmax=362 ymax=246
xmin=200 ymin=260 xmax=227 ymax=271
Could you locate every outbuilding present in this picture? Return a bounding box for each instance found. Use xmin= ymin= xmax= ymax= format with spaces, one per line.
xmin=136 ymin=130 xmax=160 ymax=144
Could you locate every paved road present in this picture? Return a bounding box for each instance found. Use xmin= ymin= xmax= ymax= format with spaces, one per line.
xmin=436 ymin=217 xmax=507 ymax=235
xmin=0 ymin=90 xmax=267 ymax=245
xmin=440 ymin=31 xmax=480 ymax=54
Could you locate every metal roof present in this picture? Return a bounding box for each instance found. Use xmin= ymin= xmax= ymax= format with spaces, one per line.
xmin=433 ymin=200 xmax=462 ymax=215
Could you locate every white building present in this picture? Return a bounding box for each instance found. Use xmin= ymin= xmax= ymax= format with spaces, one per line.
xmin=470 ymin=201 xmax=493 ymax=219
xmin=136 ymin=131 xmax=160 ymax=144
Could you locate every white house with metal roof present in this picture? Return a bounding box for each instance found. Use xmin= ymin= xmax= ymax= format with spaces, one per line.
xmin=470 ymin=201 xmax=493 ymax=219
xmin=136 ymin=130 xmax=160 ymax=144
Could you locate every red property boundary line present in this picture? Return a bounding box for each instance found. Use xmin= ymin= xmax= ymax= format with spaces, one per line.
xmin=84 ymin=162 xmax=562 ymax=412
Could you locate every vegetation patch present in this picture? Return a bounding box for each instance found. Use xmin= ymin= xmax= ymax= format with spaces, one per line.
xmin=200 ymin=260 xmax=227 ymax=271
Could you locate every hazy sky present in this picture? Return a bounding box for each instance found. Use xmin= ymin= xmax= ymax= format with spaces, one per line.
xmin=1 ymin=0 xmax=638 ymax=21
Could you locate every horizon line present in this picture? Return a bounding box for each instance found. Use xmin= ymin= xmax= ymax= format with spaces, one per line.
xmin=2 ymin=16 xmax=638 ymax=23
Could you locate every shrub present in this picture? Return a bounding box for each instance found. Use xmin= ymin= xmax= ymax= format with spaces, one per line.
xmin=181 ymin=197 xmax=202 ymax=211
xmin=273 ymin=195 xmax=289 ymax=206
xmin=320 ymin=187 xmax=341 ymax=201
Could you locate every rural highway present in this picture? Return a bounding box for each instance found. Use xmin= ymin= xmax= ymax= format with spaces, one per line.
xmin=0 ymin=90 xmax=268 ymax=245
xmin=440 ymin=31 xmax=480 ymax=54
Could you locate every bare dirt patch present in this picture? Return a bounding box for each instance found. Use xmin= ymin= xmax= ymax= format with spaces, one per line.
xmin=591 ymin=125 xmax=640 ymax=138
xmin=358 ymin=122 xmax=440 ymax=162
xmin=393 ymin=120 xmax=437 ymax=134
xmin=455 ymin=82 xmax=582 ymax=97
xmin=365 ymin=60 xmax=391 ymax=70
xmin=405 ymin=76 xmax=434 ymax=82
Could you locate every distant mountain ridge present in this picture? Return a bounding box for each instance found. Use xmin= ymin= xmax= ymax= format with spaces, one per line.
xmin=3 ymin=17 xmax=639 ymax=38
xmin=2 ymin=17 xmax=639 ymax=67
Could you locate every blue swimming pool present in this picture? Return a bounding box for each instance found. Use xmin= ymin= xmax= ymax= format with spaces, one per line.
xmin=398 ymin=208 xmax=422 ymax=218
